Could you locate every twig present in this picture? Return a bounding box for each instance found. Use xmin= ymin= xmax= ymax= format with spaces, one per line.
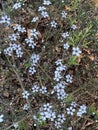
xmin=38 ymin=64 xmax=53 ymax=83
xmin=81 ymin=120 xmax=95 ymax=130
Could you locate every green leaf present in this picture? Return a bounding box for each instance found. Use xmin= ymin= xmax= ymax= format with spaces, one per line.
xmin=64 ymin=94 xmax=74 ymax=103
xmin=96 ymin=123 xmax=98 ymax=127
xmin=95 ymin=112 xmax=98 ymax=120
xmin=6 ymin=6 xmax=13 ymax=16
xmin=68 ymin=55 xmax=78 ymax=66
xmin=82 ymin=41 xmax=91 ymax=48
xmin=24 ymin=62 xmax=31 ymax=69
xmin=87 ymin=105 xmax=96 ymax=114
xmin=19 ymin=121 xmax=26 ymax=130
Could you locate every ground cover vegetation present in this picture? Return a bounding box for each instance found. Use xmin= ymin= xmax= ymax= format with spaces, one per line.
xmin=0 ymin=0 xmax=98 ymax=130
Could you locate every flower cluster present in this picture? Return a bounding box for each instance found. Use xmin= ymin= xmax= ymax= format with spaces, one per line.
xmin=31 ymin=54 xmax=40 ymax=65
xmin=54 ymin=81 xmax=68 ymax=100
xmin=22 ymin=90 xmax=30 ymax=99
xmin=61 ymin=11 xmax=67 ymax=18
xmin=30 ymin=29 xmax=39 ymax=38
xmin=43 ymin=0 xmax=51 ymax=5
xmin=63 ymin=43 xmax=70 ymax=50
xmin=38 ymin=6 xmax=46 ymax=12
xmin=41 ymin=11 xmax=49 ymax=18
xmin=65 ymin=74 xmax=73 ymax=83
xmin=54 ymin=59 xmax=67 ymax=82
xmin=33 ymin=103 xmax=56 ymax=122
xmin=31 ymin=17 xmax=39 ymax=23
xmin=0 ymin=15 xmax=11 ymax=25
xmin=77 ymin=104 xmax=87 ymax=117
xmin=68 ymin=127 xmax=73 ymax=130
xmin=71 ymin=24 xmax=77 ymax=30
xmin=66 ymin=103 xmax=76 ymax=116
xmin=13 ymin=24 xmax=26 ymax=33
xmin=35 ymin=103 xmax=56 ymax=122
xmin=72 ymin=47 xmax=82 ymax=56
xmin=25 ymin=38 xmax=36 ymax=49
xmin=29 ymin=54 xmax=40 ymax=75
xmin=40 ymin=86 xmax=47 ymax=94
xmin=23 ymin=103 xmax=30 ymax=110
xmin=66 ymin=102 xmax=87 ymax=117
xmin=62 ymin=32 xmax=69 ymax=39
xmin=63 ymin=43 xmax=82 ymax=57
xmin=13 ymin=122 xmax=19 ymax=129
xmin=13 ymin=2 xmax=22 ymax=10
xmin=32 ymin=84 xmax=47 ymax=94
xmin=8 ymin=33 xmax=20 ymax=41
xmin=37 ymin=1 xmax=50 ymax=18
xmin=50 ymin=20 xmax=57 ymax=28
xmin=4 ymin=43 xmax=23 ymax=57
xmin=55 ymin=114 xmax=66 ymax=129
xmin=0 ymin=114 xmax=4 ymax=123
xmin=32 ymin=84 xmax=39 ymax=93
